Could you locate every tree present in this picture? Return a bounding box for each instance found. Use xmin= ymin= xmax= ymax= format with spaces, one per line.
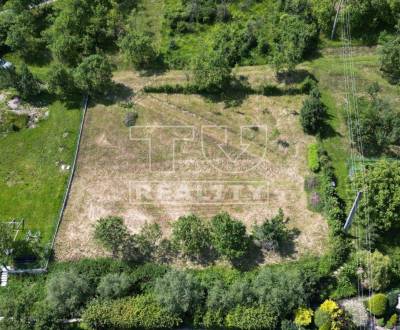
xmin=73 ymin=54 xmax=113 ymax=96
xmin=355 ymin=160 xmax=400 ymax=239
xmin=300 ymin=87 xmax=326 ymax=135
xmin=252 ymin=209 xmax=291 ymax=252
xmin=46 ymin=271 xmax=91 ymax=317
xmin=191 ymin=50 xmax=232 ymax=92
xmin=16 ymin=64 xmax=40 ymax=99
xmin=210 ymin=212 xmax=249 ymax=260
xmin=269 ymin=14 xmax=318 ymax=73
xmin=154 ymin=269 xmax=204 ymax=315
xmin=172 ymin=214 xmax=211 ymax=259
xmin=93 ymin=216 xmax=129 ymax=258
xmin=352 ymin=92 xmax=400 ymax=156
xmin=356 ymin=250 xmax=391 ymax=291
xmin=0 ymin=224 xmax=15 ymax=268
xmin=380 ymin=32 xmax=400 ymax=84
xmin=96 ymin=273 xmax=132 ymax=299
xmin=0 ymin=66 xmax=18 ymax=89
xmin=367 ymin=294 xmax=388 ymax=317
xmin=119 ymin=31 xmax=157 ymax=69
xmin=47 ymin=63 xmax=76 ymax=99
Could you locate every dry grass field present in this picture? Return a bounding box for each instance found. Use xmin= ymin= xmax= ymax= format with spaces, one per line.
xmin=55 ymin=67 xmax=328 ymax=262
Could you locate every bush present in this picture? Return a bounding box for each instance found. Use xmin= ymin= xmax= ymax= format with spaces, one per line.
xmin=46 ymin=271 xmax=91 ymax=317
xmin=154 ymin=269 xmax=204 ymax=315
xmin=314 ymin=308 xmax=331 ymax=328
xmin=16 ymin=64 xmax=40 ymax=99
xmin=308 ymin=143 xmax=320 ymax=172
xmin=172 ymin=214 xmax=211 ymax=260
xmin=300 ymin=88 xmax=326 ymax=135
xmin=0 ymin=112 xmax=29 ymax=133
xmin=379 ymin=33 xmax=400 ymax=84
xmin=96 ymin=273 xmax=132 ymax=299
xmin=386 ymin=314 xmax=398 ymax=329
xmin=210 ymin=212 xmax=249 ymax=261
xmin=81 ymin=295 xmax=182 ymax=329
xmin=124 ymin=111 xmax=138 ymax=127
xmin=294 ymin=307 xmax=313 ymax=327
xmin=366 ymin=293 xmax=388 ymax=317
xmin=225 ymin=305 xmax=278 ymax=330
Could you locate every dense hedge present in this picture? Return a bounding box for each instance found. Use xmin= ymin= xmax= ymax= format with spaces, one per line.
xmin=81 ymin=295 xmax=182 ymax=329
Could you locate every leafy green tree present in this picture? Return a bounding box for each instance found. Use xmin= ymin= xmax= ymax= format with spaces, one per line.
xmin=46 ymin=271 xmax=91 ymax=317
xmin=93 ymin=216 xmax=129 ymax=258
xmin=96 ymin=273 xmax=132 ymax=299
xmin=379 ymin=31 xmax=400 ymax=84
xmin=191 ymin=50 xmax=232 ymax=92
xmin=154 ymin=269 xmax=204 ymax=315
xmin=310 ymin=0 xmax=335 ymax=35
xmin=210 ymin=212 xmax=249 ymax=260
xmin=74 ymin=54 xmax=113 ymax=96
xmin=225 ymin=305 xmax=278 ymax=330
xmin=0 ymin=66 xmax=18 ymax=89
xmin=356 ymin=250 xmax=391 ymax=291
xmin=47 ymin=63 xmax=76 ymax=99
xmin=172 ymin=214 xmax=211 ymax=259
xmin=252 ymin=209 xmax=291 ymax=252
xmin=355 ymin=160 xmax=400 ymax=239
xmin=269 ymin=14 xmax=318 ymax=73
xmin=16 ymin=64 xmax=40 ymax=99
xmin=300 ymin=87 xmax=326 ymax=135
xmin=119 ymin=31 xmax=157 ymax=69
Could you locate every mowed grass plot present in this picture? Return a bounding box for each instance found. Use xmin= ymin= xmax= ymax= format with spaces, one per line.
xmin=0 ymin=101 xmax=81 ymax=243
xmin=56 ymin=68 xmax=328 ymax=262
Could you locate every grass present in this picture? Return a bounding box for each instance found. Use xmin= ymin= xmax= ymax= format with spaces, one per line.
xmin=0 ymin=101 xmax=81 ymax=243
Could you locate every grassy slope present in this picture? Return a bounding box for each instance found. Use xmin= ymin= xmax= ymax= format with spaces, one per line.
xmin=0 ymin=101 xmax=81 ymax=243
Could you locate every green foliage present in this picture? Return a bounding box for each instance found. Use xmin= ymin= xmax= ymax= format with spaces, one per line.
xmin=96 ymin=273 xmax=132 ymax=299
xmin=225 ymin=305 xmax=278 ymax=330
xmin=314 ymin=308 xmax=331 ymax=328
xmin=0 ymin=223 xmax=15 ymax=266
xmin=294 ymin=307 xmax=313 ymax=327
xmin=380 ymin=32 xmax=400 ymax=84
xmin=352 ymin=93 xmax=400 ymax=156
xmin=300 ymin=87 xmax=326 ymax=135
xmin=386 ymin=314 xmax=398 ymax=329
xmin=308 ymin=143 xmax=320 ymax=172
xmin=355 ymin=160 xmax=400 ymax=239
xmin=154 ymin=269 xmax=204 ymax=315
xmin=46 ymin=271 xmax=91 ymax=317
xmin=93 ymin=216 xmax=129 ymax=258
xmin=269 ymin=14 xmax=318 ymax=72
xmin=47 ymin=63 xmax=76 ymax=99
xmin=74 ymin=54 xmax=113 ymax=96
xmin=191 ymin=50 xmax=232 ymax=92
xmin=0 ymin=111 xmax=29 ymax=133
xmin=81 ymin=295 xmax=182 ymax=329
xmin=119 ymin=30 xmax=157 ymax=69
xmin=172 ymin=214 xmax=211 ymax=259
xmin=356 ymin=250 xmax=391 ymax=291
xmin=366 ymin=293 xmax=388 ymax=317
xmin=210 ymin=212 xmax=249 ymax=261
xmin=252 ymin=209 xmax=291 ymax=252
xmin=16 ymin=64 xmax=40 ymax=99
xmin=0 ymin=66 xmax=18 ymax=89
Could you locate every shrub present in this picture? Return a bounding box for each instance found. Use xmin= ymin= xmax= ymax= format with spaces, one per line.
xmin=46 ymin=271 xmax=91 ymax=317
xmin=225 ymin=305 xmax=278 ymax=330
xmin=294 ymin=307 xmax=313 ymax=327
xmin=200 ymin=309 xmax=225 ymax=329
xmin=172 ymin=214 xmax=211 ymax=260
xmin=16 ymin=64 xmax=40 ymax=99
xmin=376 ymin=317 xmax=385 ymax=327
xmin=308 ymin=143 xmax=320 ymax=172
xmin=366 ymin=293 xmax=388 ymax=317
xmin=96 ymin=273 xmax=132 ymax=299
xmin=154 ymin=269 xmax=204 ymax=315
xmin=300 ymin=88 xmax=326 ymax=135
xmin=0 ymin=112 xmax=29 ymax=133
xmin=93 ymin=216 xmax=129 ymax=258
xmin=314 ymin=308 xmax=331 ymax=328
xmin=386 ymin=314 xmax=398 ymax=329
xmin=379 ymin=33 xmax=400 ymax=84
xmin=81 ymin=295 xmax=182 ymax=329
xmin=124 ymin=111 xmax=138 ymax=127
xmin=210 ymin=212 xmax=249 ymax=261
xmin=118 ymin=31 xmax=157 ymax=68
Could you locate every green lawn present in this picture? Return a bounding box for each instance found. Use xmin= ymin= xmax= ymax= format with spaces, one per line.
xmin=0 ymin=101 xmax=81 ymax=243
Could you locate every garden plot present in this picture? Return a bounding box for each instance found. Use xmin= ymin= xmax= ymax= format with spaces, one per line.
xmin=55 ymin=68 xmax=328 ymax=262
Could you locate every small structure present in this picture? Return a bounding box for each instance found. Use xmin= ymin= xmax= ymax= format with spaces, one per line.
xmin=0 ymin=267 xmax=8 ymax=287
xmin=343 ymin=191 xmax=363 ymax=232
xmin=396 ymin=294 xmax=400 ymax=311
